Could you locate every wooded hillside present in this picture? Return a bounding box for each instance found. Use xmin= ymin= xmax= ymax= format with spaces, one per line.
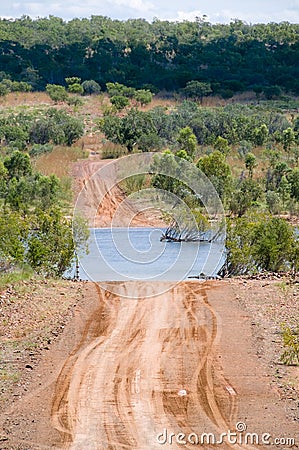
xmin=0 ymin=16 xmax=298 ymax=95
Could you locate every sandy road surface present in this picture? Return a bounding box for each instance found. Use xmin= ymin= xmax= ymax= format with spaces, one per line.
xmin=72 ymin=158 xmax=164 ymax=228
xmin=50 ymin=281 xmax=297 ymax=450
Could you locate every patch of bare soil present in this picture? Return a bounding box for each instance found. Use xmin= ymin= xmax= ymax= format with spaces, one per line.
xmin=1 ymin=280 xmax=298 ymax=449
xmin=0 ymin=278 xmax=89 ymax=448
xmin=230 ymin=277 xmax=299 ymax=414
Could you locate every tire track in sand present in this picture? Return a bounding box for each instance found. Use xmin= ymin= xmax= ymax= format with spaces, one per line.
xmin=52 ymin=281 xmax=256 ymax=450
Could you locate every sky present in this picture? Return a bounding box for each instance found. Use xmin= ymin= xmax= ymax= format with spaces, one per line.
xmin=1 ymin=0 xmax=299 ymax=23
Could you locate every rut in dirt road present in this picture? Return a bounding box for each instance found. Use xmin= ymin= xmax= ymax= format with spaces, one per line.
xmin=51 ymin=281 xmax=244 ymax=450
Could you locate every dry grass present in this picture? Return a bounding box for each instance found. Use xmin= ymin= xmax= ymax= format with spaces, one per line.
xmin=0 ymin=91 xmax=52 ymax=108
xmin=33 ymin=145 xmax=87 ymax=178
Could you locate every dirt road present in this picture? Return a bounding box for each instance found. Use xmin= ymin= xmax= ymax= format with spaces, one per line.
xmin=1 ymin=157 xmax=297 ymax=449
xmin=49 ymin=281 xmax=297 ymax=450
xmin=72 ymin=158 xmax=164 ymax=228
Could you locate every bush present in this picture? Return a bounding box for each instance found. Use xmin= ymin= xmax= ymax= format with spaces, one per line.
xmin=62 ymin=116 xmax=84 ymax=146
xmin=110 ymin=95 xmax=129 ymax=110
xmin=68 ymin=83 xmax=84 ymax=95
xmin=29 ymin=143 xmax=53 ymax=157
xmin=66 ymin=96 xmax=84 ymax=107
xmin=1 ymin=125 xmax=29 ymax=149
xmin=26 ymin=208 xmax=74 ymax=276
xmin=11 ymin=81 xmax=32 ymax=92
xmin=46 ymin=84 xmax=68 ymax=103
xmin=0 ymin=82 xmax=10 ymax=96
xmin=81 ymin=80 xmax=101 ymax=95
xmin=281 ymin=324 xmax=299 ymax=365
xmin=29 ymin=109 xmax=84 ymax=146
xmin=65 ymin=77 xmax=81 ymax=86
xmin=134 ymin=89 xmax=153 ymax=106
xmin=106 ymin=82 xmax=135 ymax=98
xmin=226 ymin=215 xmax=297 ymax=275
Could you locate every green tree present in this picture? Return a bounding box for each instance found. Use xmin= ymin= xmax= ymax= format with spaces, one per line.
xmin=0 ymin=162 xmax=8 ymax=196
xmin=151 ymin=151 xmax=181 ymax=194
xmin=81 ymin=80 xmax=101 ymax=95
xmin=226 ymin=215 xmax=297 ymax=274
xmin=245 ymin=152 xmax=257 ymax=178
xmin=100 ymin=108 xmax=155 ymax=152
xmin=26 ymin=208 xmax=75 ymax=277
xmin=0 ymin=81 xmax=10 ymax=96
xmin=177 ymin=126 xmax=197 ymax=159
xmin=288 ymin=168 xmax=299 ymax=201
xmin=282 ymin=127 xmax=295 ymax=153
xmin=4 ymin=151 xmax=32 ymax=180
xmin=278 ymin=175 xmax=291 ymax=208
xmin=0 ymin=210 xmax=28 ymax=264
xmin=34 ymin=174 xmax=60 ymax=209
xmin=214 ymin=136 xmax=230 ymax=156
xmin=46 ymin=84 xmax=68 ymax=103
xmin=68 ymin=83 xmax=84 ymax=95
xmin=134 ymin=89 xmax=153 ymax=106
xmin=253 ymin=124 xmax=269 ymax=146
xmin=230 ymin=178 xmax=262 ymax=216
xmin=252 ymin=217 xmax=295 ymax=272
xmin=197 ymin=150 xmax=232 ymax=201
xmin=110 ymin=95 xmax=129 ymax=111
xmin=183 ymin=81 xmax=212 ymax=103
xmin=62 ymin=115 xmax=84 ymax=146
xmin=65 ymin=77 xmax=81 ymax=86
xmin=106 ymin=82 xmax=135 ymax=98
xmin=1 ymin=125 xmax=29 ymax=149
xmin=11 ymin=81 xmax=32 ymax=92
xmin=264 ymin=85 xmax=281 ymax=100
xmin=226 ymin=216 xmax=256 ymax=275
xmin=266 ymin=191 xmax=282 ymax=215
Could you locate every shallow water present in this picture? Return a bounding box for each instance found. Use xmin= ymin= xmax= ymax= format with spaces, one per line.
xmin=75 ymin=228 xmax=225 ymax=282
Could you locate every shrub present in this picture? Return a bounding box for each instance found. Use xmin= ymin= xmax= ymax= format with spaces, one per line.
xmin=29 ymin=109 xmax=84 ymax=146
xmin=226 ymin=215 xmax=297 ymax=274
xmin=81 ymin=80 xmax=101 ymax=95
xmin=68 ymin=83 xmax=84 ymax=95
xmin=280 ymin=324 xmax=299 ymax=365
xmin=0 ymin=82 xmax=10 ymax=96
xmin=134 ymin=89 xmax=153 ymax=106
xmin=46 ymin=84 xmax=68 ymax=103
xmin=110 ymin=95 xmax=129 ymax=111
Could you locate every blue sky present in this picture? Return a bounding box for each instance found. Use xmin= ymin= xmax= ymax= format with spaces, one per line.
xmin=2 ymin=0 xmax=299 ymax=23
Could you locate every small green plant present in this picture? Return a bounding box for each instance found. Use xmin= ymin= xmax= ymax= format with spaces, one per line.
xmin=277 ymin=280 xmax=289 ymax=295
xmin=0 ymin=266 xmax=33 ymax=290
xmin=0 ymin=368 xmax=20 ymax=382
xmin=120 ymin=174 xmax=146 ymax=194
xmin=280 ymin=323 xmax=299 ymax=365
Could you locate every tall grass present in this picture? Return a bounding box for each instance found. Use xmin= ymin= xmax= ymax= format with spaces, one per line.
xmin=101 ymin=142 xmax=127 ymax=159
xmin=34 ymin=145 xmax=87 ymax=177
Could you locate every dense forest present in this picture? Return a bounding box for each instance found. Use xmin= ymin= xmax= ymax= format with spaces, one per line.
xmin=0 ymin=16 xmax=299 ymax=96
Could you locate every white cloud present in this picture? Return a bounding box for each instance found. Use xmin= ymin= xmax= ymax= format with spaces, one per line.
xmin=212 ymin=7 xmax=299 ymax=24
xmin=112 ymin=0 xmax=155 ymax=13
xmin=172 ymin=9 xmax=204 ymax=21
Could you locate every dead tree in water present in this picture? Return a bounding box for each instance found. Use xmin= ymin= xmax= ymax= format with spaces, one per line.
xmin=160 ymin=218 xmax=206 ymax=242
xmin=160 ymin=216 xmax=224 ymax=243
